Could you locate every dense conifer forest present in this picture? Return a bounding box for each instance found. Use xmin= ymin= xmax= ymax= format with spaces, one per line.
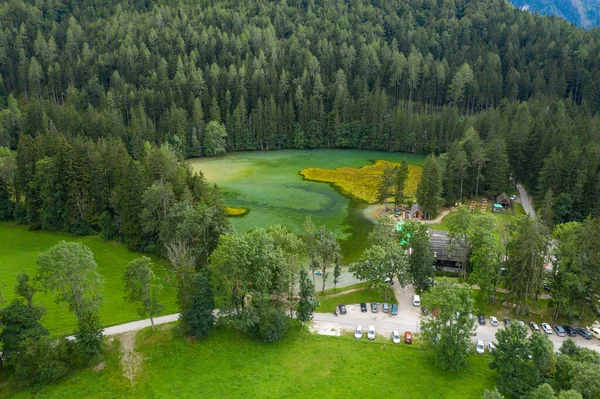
xmin=1 ymin=0 xmax=600 ymax=233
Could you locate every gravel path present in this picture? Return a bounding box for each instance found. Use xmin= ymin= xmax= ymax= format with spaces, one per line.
xmin=517 ymin=183 xmax=536 ymax=218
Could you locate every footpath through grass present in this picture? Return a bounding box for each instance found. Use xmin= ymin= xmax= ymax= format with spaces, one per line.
xmin=0 ymin=223 xmax=177 ymax=336
xmin=3 ymin=325 xmax=497 ymax=399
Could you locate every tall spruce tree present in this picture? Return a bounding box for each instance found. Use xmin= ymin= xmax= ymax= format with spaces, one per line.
xmin=417 ymin=154 xmax=443 ymax=219
xmin=297 ymin=268 xmax=319 ymax=324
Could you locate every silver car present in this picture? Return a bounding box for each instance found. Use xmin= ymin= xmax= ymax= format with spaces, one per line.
xmin=541 ymin=323 xmax=553 ymax=334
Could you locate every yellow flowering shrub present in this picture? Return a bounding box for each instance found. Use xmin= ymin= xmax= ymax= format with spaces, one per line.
xmin=300 ymin=160 xmax=422 ymax=204
xmin=224 ymin=206 xmax=249 ymax=216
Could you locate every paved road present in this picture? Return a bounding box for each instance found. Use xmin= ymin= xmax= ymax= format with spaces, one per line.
xmin=77 ymin=284 xmax=598 ymax=354
xmin=320 ymin=302 xmax=600 ymax=353
xmin=517 ymin=183 xmax=536 ymax=218
xmin=67 ymin=313 xmax=181 ymax=340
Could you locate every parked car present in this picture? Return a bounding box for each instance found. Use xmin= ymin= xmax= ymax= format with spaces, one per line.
xmin=412 ymin=294 xmax=420 ymax=307
xmin=517 ymin=320 xmax=525 ymax=326
xmin=563 ymin=325 xmax=577 ymax=337
xmin=477 ymin=314 xmax=486 ymax=325
xmin=543 ymin=283 xmax=551 ymax=292
xmin=338 ymin=304 xmax=347 ymax=315
xmin=391 ymin=303 xmax=398 ymax=316
xmin=392 ymin=330 xmax=400 ymax=344
xmin=553 ymin=325 xmax=566 ymax=337
xmin=504 ymin=318 xmax=511 ymax=327
xmin=370 ymin=302 xmax=378 ymax=313
xmin=383 ymin=303 xmax=389 ymax=313
xmin=541 ymin=323 xmax=553 ymax=334
xmin=421 ymin=305 xmax=429 ymax=315
xmin=510 ymin=195 xmax=518 ymax=200
xmin=576 ymin=327 xmax=593 ymax=340
xmin=354 ymin=325 xmax=363 ymax=339
xmin=368 ymin=325 xmax=376 ymax=340
xmin=360 ymin=303 xmax=367 ymax=313
xmin=384 ymin=277 xmax=395 ymax=285
xmin=488 ymin=342 xmax=497 ymax=352
xmin=489 ymin=316 xmax=498 ymax=326
xmin=529 ymin=322 xmax=540 ymax=332
xmin=476 ymin=340 xmax=485 ymax=355
xmin=590 ymin=327 xmax=600 ymax=340
xmin=404 ymin=331 xmax=413 ymax=344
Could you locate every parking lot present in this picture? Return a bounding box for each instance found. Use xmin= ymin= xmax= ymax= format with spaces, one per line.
xmin=312 ymin=284 xmax=600 ymax=353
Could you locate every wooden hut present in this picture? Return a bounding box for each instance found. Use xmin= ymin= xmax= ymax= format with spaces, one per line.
xmin=495 ymin=193 xmax=511 ymax=209
xmin=410 ymin=204 xmax=424 ymax=219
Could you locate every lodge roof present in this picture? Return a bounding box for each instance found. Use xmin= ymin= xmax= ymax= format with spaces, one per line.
xmin=428 ymin=230 xmax=464 ymax=264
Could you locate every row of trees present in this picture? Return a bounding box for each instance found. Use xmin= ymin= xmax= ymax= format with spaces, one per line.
xmin=487 ymin=324 xmax=599 ymax=399
xmin=0 ymin=131 xmax=232 ymax=256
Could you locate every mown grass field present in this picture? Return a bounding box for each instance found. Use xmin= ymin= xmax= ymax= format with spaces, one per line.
xmin=0 ymin=223 xmax=177 ymax=336
xmin=1 ymin=324 xmax=497 ymax=399
xmin=300 ymin=160 xmax=422 ymax=204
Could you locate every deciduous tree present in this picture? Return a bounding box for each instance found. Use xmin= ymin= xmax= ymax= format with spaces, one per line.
xmin=123 ymin=256 xmax=165 ymax=330
xmin=203 ymin=121 xmax=227 ymax=156
xmin=36 ymin=241 xmax=103 ymax=320
xmin=420 ymin=277 xmax=475 ymax=371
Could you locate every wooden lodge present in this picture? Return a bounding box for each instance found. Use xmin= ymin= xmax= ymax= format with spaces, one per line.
xmin=429 ymin=230 xmax=465 ymax=271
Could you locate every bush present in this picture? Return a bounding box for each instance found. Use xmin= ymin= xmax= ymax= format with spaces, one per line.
xmin=246 ymin=305 xmax=287 ymax=343
xmin=12 ymin=337 xmax=72 ymax=387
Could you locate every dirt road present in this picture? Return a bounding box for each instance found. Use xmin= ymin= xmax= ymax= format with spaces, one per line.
xmin=517 ymin=183 xmax=536 ymax=218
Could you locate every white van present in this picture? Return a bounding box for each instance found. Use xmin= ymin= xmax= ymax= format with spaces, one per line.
xmin=412 ymin=294 xmax=420 ymax=307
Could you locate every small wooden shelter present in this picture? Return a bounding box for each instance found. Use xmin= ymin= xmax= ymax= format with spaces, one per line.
xmin=410 ymin=204 xmax=424 ymax=219
xmin=495 ymin=193 xmax=511 ymax=209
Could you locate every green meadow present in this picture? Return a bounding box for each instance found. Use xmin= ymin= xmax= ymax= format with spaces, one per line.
xmin=0 ymin=223 xmax=177 ymax=336
xmin=1 ymin=325 xmax=496 ymax=399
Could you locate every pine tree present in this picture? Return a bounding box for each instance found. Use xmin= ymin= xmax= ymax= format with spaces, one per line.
xmin=180 ymin=269 xmax=215 ymax=339
xmin=297 ymin=268 xmax=318 ymax=324
xmin=394 ymin=158 xmax=409 ymax=206
xmin=417 ymin=154 xmax=443 ymax=219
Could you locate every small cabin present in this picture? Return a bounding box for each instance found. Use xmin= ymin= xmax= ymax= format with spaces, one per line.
xmin=410 ymin=204 xmax=424 ymax=219
xmin=495 ymin=193 xmax=511 ymax=209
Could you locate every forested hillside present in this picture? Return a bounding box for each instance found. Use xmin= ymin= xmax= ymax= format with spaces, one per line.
xmin=1 ymin=0 xmax=600 ymax=228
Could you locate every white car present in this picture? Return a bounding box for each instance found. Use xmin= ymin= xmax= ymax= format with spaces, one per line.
xmin=488 ymin=342 xmax=497 ymax=352
xmin=476 ymin=340 xmax=485 ymax=355
xmin=489 ymin=316 xmax=498 ymax=326
xmin=541 ymin=323 xmax=553 ymax=334
xmin=354 ymin=325 xmax=363 ymax=339
xmin=368 ymin=325 xmax=376 ymax=340
xmin=412 ymin=294 xmax=420 ymax=307
xmin=392 ymin=330 xmax=400 ymax=344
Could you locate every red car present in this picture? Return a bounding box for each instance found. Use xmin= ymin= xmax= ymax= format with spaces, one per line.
xmin=404 ymin=331 xmax=413 ymax=344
